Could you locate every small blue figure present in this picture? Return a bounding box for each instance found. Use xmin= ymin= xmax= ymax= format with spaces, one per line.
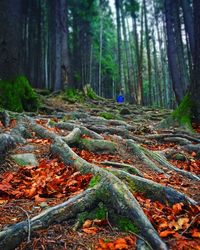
xmin=117 ymin=94 xmax=124 ymax=103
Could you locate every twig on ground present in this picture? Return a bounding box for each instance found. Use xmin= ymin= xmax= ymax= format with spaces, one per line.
xmin=16 ymin=205 xmax=31 ymax=243
xmin=181 ymin=212 xmax=200 ymax=236
xmin=128 ymin=231 xmax=153 ymax=250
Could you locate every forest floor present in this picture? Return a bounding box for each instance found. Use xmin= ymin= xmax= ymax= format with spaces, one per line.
xmin=0 ymin=95 xmax=200 ymax=250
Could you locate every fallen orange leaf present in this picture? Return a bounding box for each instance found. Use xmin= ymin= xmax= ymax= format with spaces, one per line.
xmin=106 ymin=242 xmax=115 ymax=249
xmin=191 ymin=229 xmax=200 ymax=238
xmin=114 ymin=243 xmax=129 ymax=250
xmin=83 ymin=219 xmax=93 ymax=228
xmin=172 ymin=203 xmax=183 ymax=215
xmin=191 ymin=151 xmax=197 ymax=157
xmin=82 ymin=227 xmax=98 ymax=235
xmin=177 ymin=217 xmax=189 ymax=229
xmin=159 ymin=230 xmax=175 ymax=237
xmin=98 ymin=239 xmax=107 ymax=249
xmin=34 ymin=194 xmax=46 ymax=202
xmin=114 ymin=238 xmax=127 ymax=245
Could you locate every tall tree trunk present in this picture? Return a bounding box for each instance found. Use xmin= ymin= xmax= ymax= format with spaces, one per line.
xmin=49 ymin=0 xmax=62 ymax=91
xmin=126 ymin=18 xmax=137 ymax=103
xmin=164 ymin=0 xmax=184 ymax=104
xmin=191 ymin=0 xmax=200 ymax=121
xmin=98 ymin=1 xmax=103 ymax=96
xmin=60 ymin=0 xmax=71 ymax=89
xmin=115 ymin=0 xmax=122 ymax=93
xmin=143 ymin=0 xmax=152 ymax=105
xmin=181 ymin=0 xmax=195 ymax=60
xmin=138 ymin=5 xmax=144 ymax=105
xmin=0 ymin=0 xmax=22 ymax=80
xmin=72 ymin=6 xmax=81 ymax=89
xmin=173 ymin=1 xmax=189 ymax=92
xmin=152 ymin=28 xmax=163 ymax=107
xmin=155 ymin=9 xmax=168 ymax=107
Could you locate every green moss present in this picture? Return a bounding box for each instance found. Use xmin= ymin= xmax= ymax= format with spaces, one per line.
xmin=62 ymin=88 xmax=85 ymax=103
xmin=89 ymin=175 xmax=101 ymax=188
xmin=48 ymin=120 xmax=55 ymax=126
xmin=94 ymin=203 xmax=107 ymax=219
xmin=118 ymin=217 xmax=139 ymax=233
xmin=77 ymin=202 xmax=107 ymax=224
xmin=0 ymin=76 xmax=39 ymax=112
xmin=12 ymin=158 xmax=27 ymax=166
xmin=112 ymin=215 xmax=139 ymax=233
xmin=99 ymin=112 xmax=116 ymax=120
xmin=172 ymin=94 xmax=193 ymax=130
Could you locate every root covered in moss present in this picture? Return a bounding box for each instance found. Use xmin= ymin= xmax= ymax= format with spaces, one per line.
xmin=0 ymin=76 xmax=39 ymax=112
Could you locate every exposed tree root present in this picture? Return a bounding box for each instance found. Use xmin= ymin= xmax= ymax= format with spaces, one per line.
xmin=0 ymin=188 xmax=98 ymax=250
xmin=0 ymin=112 xmax=199 ymax=250
xmin=27 ymin=120 xmax=168 ymax=250
xmin=145 ymin=133 xmax=200 ymax=144
xmin=79 ymin=138 xmax=117 ymax=154
xmin=0 ymin=121 xmax=27 ymax=161
xmin=99 ymin=161 xmax=143 ymax=177
xmin=0 ymin=134 xmax=16 ymax=161
xmin=142 ymin=148 xmax=200 ymax=181
xmin=55 ymin=122 xmax=104 ymax=139
xmin=107 ymin=169 xmax=197 ymax=205
xmin=51 ymin=140 xmax=168 ymax=250
xmin=126 ymin=139 xmax=165 ymax=173
xmin=182 ymin=143 xmax=200 ymax=154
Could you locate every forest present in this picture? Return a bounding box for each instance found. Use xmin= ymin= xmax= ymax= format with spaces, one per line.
xmin=0 ymin=0 xmax=200 ymax=249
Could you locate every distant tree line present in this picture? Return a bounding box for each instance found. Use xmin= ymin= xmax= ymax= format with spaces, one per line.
xmin=0 ymin=0 xmax=199 ymax=112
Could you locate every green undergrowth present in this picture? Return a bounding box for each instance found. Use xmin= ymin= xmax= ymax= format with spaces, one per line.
xmin=62 ymin=86 xmax=102 ymax=103
xmin=0 ymin=76 xmax=39 ymax=112
xmin=99 ymin=112 xmax=120 ymax=120
xmin=62 ymin=88 xmax=85 ymax=103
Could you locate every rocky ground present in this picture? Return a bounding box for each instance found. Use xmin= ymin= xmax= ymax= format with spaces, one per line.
xmin=0 ymin=96 xmax=199 ymax=250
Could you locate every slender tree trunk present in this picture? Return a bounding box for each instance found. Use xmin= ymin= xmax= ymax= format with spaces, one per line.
xmin=191 ymin=0 xmax=200 ymax=121
xmin=49 ymin=0 xmax=62 ymax=91
xmin=127 ymin=19 xmax=137 ymax=103
xmin=89 ymin=43 xmax=93 ymax=86
xmin=0 ymin=0 xmax=23 ymax=80
xmin=60 ymin=0 xmax=71 ymax=89
xmin=152 ymin=27 xmax=163 ymax=107
xmin=115 ymin=0 xmax=122 ymax=92
xmin=181 ymin=0 xmax=195 ymax=60
xmin=143 ymin=0 xmax=152 ymax=105
xmin=98 ymin=2 xmax=103 ymax=96
xmin=138 ymin=5 xmax=144 ymax=105
xmin=155 ymin=11 xmax=168 ymax=107
xmin=72 ymin=7 xmax=81 ymax=89
xmin=164 ymin=0 xmax=184 ymax=104
xmin=173 ymin=1 xmax=189 ymax=92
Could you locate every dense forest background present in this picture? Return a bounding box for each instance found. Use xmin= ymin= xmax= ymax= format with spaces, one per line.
xmin=0 ymin=0 xmax=199 ymax=113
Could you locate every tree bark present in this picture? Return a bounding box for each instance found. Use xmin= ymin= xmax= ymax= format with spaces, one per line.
xmin=191 ymin=0 xmax=200 ymax=122
xmin=0 ymin=0 xmax=22 ymax=80
xmin=164 ymin=0 xmax=184 ymax=104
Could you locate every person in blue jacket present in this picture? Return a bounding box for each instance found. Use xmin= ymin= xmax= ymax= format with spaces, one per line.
xmin=116 ymin=88 xmax=124 ymax=103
